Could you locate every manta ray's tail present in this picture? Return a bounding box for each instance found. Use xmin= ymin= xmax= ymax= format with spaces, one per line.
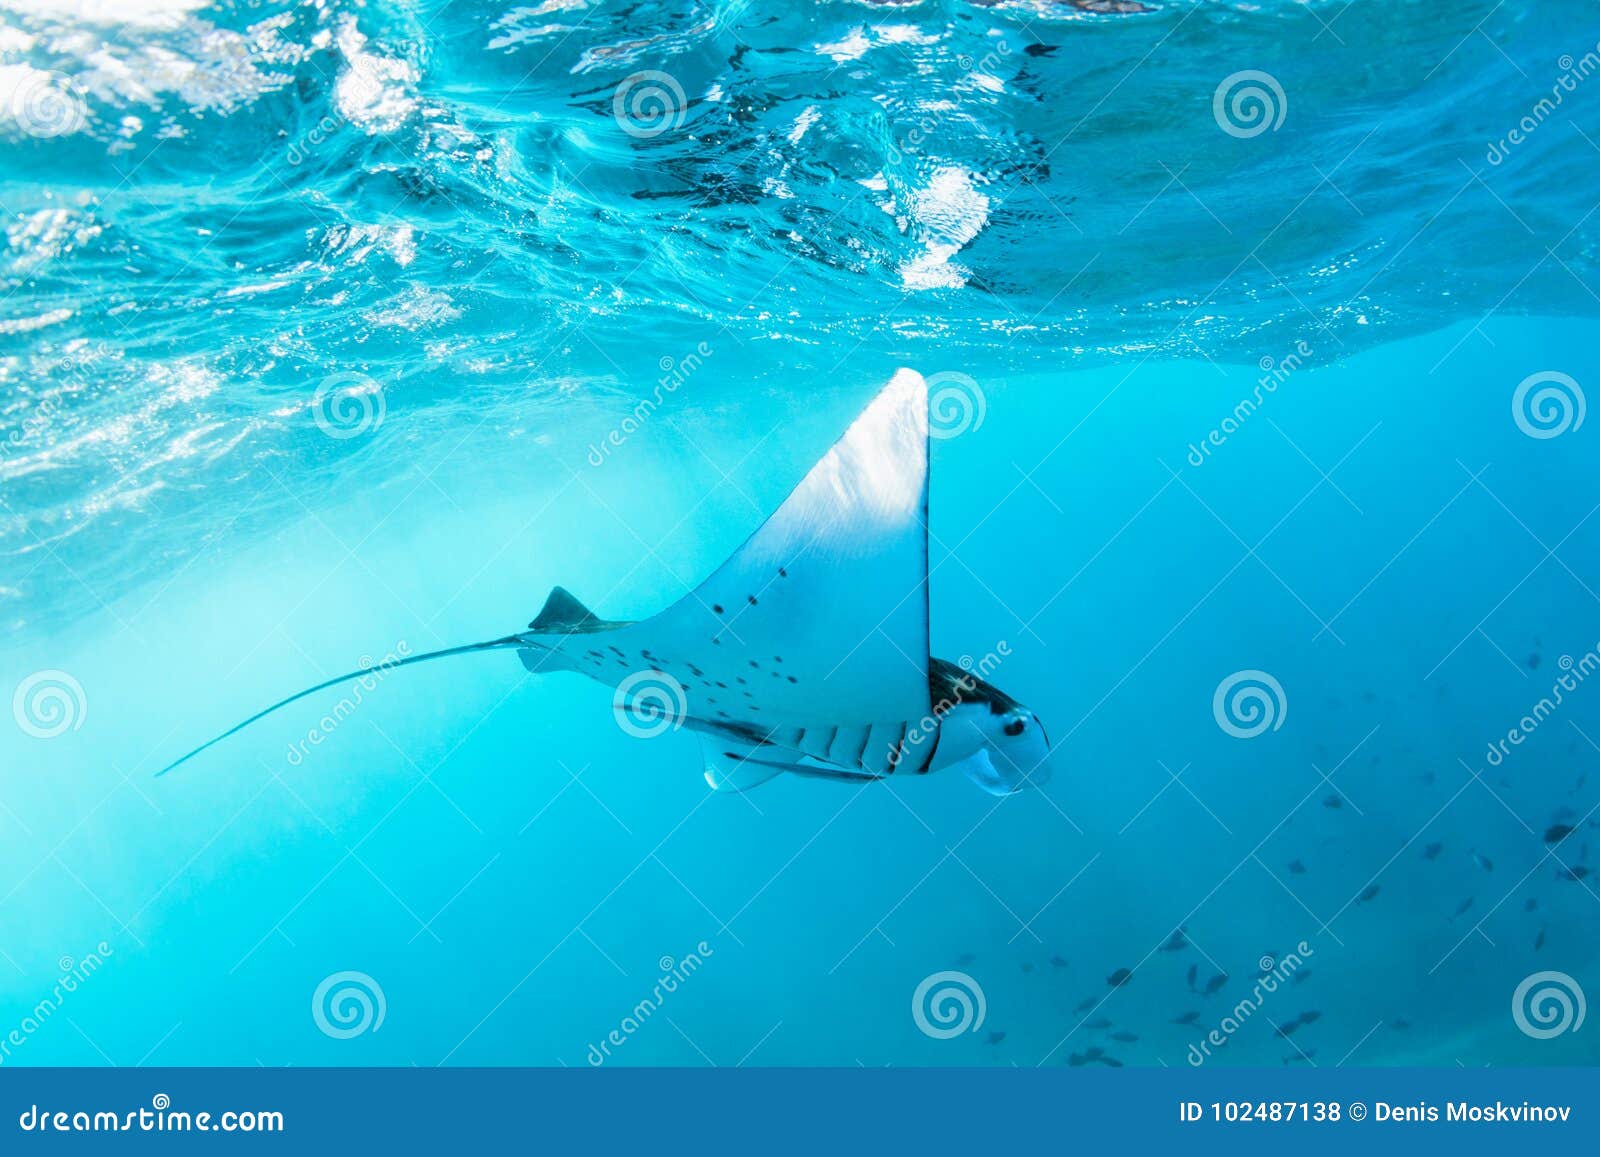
xmin=155 ymin=635 xmax=526 ymax=777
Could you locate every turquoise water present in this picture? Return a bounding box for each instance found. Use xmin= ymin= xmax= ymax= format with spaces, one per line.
xmin=3 ymin=0 xmax=1600 ymax=1067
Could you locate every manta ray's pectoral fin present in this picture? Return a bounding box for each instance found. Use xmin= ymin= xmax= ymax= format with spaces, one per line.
xmin=773 ymin=761 xmax=886 ymax=785
xmin=701 ymin=740 xmax=886 ymax=793
xmin=634 ymin=369 xmax=934 ymax=731
xmin=702 ymin=740 xmax=788 ymax=794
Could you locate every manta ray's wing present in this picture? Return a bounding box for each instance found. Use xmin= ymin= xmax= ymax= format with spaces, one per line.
xmin=635 ymin=368 xmax=933 ymax=733
xmin=160 ymin=370 xmax=934 ymax=780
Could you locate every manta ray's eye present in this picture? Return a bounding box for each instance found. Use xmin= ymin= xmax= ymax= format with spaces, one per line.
xmin=1003 ymin=718 xmax=1026 ymax=737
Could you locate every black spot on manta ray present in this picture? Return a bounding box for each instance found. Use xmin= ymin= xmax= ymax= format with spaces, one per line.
xmin=747 ymin=595 xmax=758 ymax=606
xmin=787 ymin=676 xmax=797 ymax=683
xmin=749 ymin=660 xmax=759 ymax=669
xmin=715 ymin=681 xmax=727 ymax=689
xmin=778 ymin=568 xmax=787 ymax=577
xmin=712 ymin=604 xmax=724 ymax=614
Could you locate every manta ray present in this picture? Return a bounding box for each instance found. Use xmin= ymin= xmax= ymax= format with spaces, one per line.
xmin=159 ymin=370 xmax=1052 ymax=795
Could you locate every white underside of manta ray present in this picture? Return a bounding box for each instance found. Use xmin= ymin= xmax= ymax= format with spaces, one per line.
xmin=159 ymin=370 xmax=1053 ymax=796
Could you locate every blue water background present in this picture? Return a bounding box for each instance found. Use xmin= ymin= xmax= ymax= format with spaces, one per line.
xmin=3 ymin=0 xmax=1600 ymax=1067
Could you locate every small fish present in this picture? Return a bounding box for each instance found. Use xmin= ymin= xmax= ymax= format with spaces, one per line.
xmin=1083 ymin=1046 xmax=1105 ymax=1060
xmin=1323 ymin=794 xmax=1343 ymax=809
xmin=1049 ymin=954 xmax=1069 ymax=969
xmin=1288 ymin=859 xmax=1307 ymax=875
xmin=1534 ymin=928 xmax=1546 ymax=951
xmin=1069 ymin=1051 xmax=1118 ymax=1067
xmin=1185 ymin=964 xmax=1199 ymax=991
xmin=1275 ymin=1021 xmax=1301 ymax=1038
xmin=1422 ymin=842 xmax=1443 ymax=861
xmin=1106 ymin=968 xmax=1133 ymax=988
xmin=1470 ymin=849 xmax=1494 ymax=872
xmin=986 ymin=1031 xmax=1006 ymax=1045
xmin=1161 ymin=927 xmax=1187 ymax=952
xmin=1292 ymin=968 xmax=1312 ymax=984
xmin=1545 ymin=824 xmax=1575 ymax=845
xmin=1171 ymin=1011 xmax=1200 ymax=1026
xmin=1391 ymin=1019 xmax=1411 ymax=1031
xmin=955 ymin=953 xmax=976 ymax=966
xmin=1085 ymin=1017 xmax=1113 ymax=1030
xmin=1202 ymin=972 xmax=1228 ymax=996
xmin=1074 ymin=996 xmax=1097 ymax=1013
xmin=1529 ymin=653 xmax=1541 ymax=670
xmin=1451 ymin=897 xmax=1474 ymax=918
xmin=1282 ymin=1049 xmax=1317 ymax=1065
xmin=1357 ymin=884 xmax=1380 ymax=904
xmin=1109 ymin=1030 xmax=1139 ymax=1043
xmin=1563 ymin=865 xmax=1591 ymax=881
xmin=1525 ymin=897 xmax=1539 ymax=912
xmin=1297 ymin=1010 xmax=1322 ymax=1025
